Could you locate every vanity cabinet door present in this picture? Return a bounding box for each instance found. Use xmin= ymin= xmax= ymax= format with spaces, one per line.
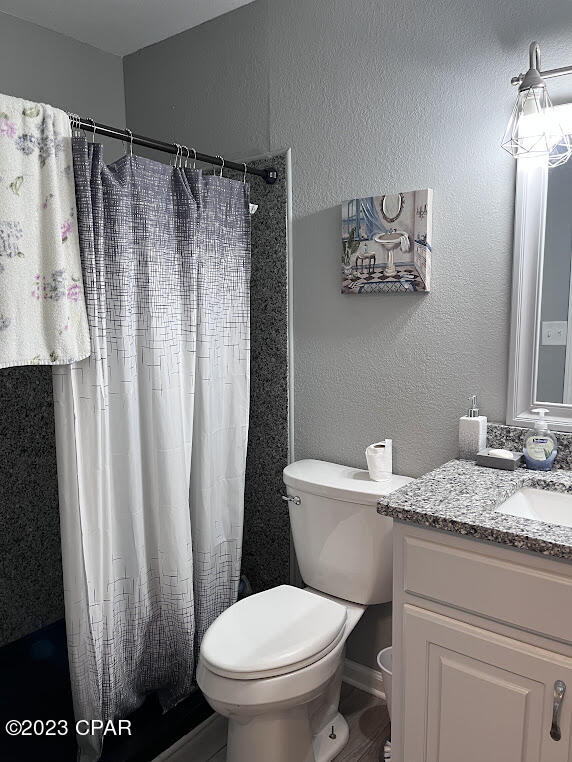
xmin=402 ymin=604 xmax=572 ymax=762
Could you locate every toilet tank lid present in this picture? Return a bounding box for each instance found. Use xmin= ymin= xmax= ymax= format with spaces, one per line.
xmin=283 ymin=459 xmax=413 ymax=506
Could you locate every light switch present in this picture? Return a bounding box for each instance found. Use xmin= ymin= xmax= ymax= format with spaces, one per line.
xmin=542 ymin=321 xmax=568 ymax=346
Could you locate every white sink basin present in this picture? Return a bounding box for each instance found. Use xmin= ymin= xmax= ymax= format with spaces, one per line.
xmin=374 ymin=231 xmax=407 ymax=251
xmin=496 ymin=487 xmax=572 ymax=528
xmin=373 ymin=231 xmax=409 ymax=277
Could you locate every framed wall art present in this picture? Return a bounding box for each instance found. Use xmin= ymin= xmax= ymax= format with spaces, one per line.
xmin=341 ymin=188 xmax=432 ymax=294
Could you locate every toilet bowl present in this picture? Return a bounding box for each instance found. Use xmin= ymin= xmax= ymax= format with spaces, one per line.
xmin=197 ymin=460 xmax=413 ymax=762
xmin=197 ymin=585 xmax=365 ymax=762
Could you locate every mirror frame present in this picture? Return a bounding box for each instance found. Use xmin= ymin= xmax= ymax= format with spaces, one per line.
xmin=380 ymin=193 xmax=405 ymax=223
xmin=507 ymin=103 xmax=572 ymax=431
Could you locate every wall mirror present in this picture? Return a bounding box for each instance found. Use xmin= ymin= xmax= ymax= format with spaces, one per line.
xmin=508 ymin=103 xmax=572 ymax=430
xmin=380 ymin=193 xmax=405 ymax=224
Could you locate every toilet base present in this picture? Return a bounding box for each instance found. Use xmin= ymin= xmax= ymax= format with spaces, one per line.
xmin=227 ymin=703 xmax=313 ymax=762
xmin=312 ymin=712 xmax=349 ymax=762
xmin=226 ymin=708 xmax=349 ymax=762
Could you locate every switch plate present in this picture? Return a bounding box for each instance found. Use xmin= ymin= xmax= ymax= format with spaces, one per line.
xmin=542 ymin=321 xmax=568 ymax=346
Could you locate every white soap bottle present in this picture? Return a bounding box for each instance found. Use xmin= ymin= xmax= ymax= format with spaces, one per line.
xmin=458 ymin=395 xmax=487 ymax=460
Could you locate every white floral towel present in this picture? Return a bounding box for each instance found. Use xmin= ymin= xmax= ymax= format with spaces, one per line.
xmin=0 ymin=93 xmax=89 ymax=367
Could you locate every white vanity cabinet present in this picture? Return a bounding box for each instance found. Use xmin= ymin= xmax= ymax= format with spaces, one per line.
xmin=392 ymin=523 xmax=572 ymax=762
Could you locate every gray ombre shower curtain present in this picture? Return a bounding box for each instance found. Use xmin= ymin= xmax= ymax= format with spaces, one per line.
xmin=53 ymin=137 xmax=250 ymax=761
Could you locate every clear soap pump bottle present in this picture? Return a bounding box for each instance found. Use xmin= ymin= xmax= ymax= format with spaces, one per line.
xmin=458 ymin=394 xmax=487 ymax=460
xmin=523 ymin=408 xmax=557 ymax=470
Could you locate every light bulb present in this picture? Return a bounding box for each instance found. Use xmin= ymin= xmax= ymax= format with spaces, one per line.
xmin=502 ymin=43 xmax=571 ymax=168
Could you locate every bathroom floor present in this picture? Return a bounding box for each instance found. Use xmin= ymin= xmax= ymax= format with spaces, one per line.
xmin=178 ymin=684 xmax=390 ymax=762
xmin=336 ymin=683 xmax=391 ymax=761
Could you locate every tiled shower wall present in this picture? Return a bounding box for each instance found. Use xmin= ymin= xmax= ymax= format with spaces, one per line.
xmin=0 ymin=367 xmax=62 ymax=645
xmin=241 ymin=152 xmax=290 ymax=593
xmin=0 ymin=152 xmax=289 ymax=647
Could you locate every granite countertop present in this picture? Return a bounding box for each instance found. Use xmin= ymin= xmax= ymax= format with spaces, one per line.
xmin=377 ymin=459 xmax=572 ymax=560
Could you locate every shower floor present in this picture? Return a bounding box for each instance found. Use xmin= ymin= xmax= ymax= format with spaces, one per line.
xmin=0 ymin=618 xmax=212 ymax=762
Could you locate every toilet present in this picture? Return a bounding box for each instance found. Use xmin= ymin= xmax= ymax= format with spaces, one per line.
xmin=196 ymin=459 xmax=413 ymax=762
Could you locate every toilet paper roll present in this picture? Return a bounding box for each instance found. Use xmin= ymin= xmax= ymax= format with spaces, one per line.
xmin=366 ymin=440 xmax=393 ymax=481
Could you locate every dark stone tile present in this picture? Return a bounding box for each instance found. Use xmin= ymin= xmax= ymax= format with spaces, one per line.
xmin=0 ymin=366 xmax=63 ymax=646
xmin=227 ymin=153 xmax=290 ymax=592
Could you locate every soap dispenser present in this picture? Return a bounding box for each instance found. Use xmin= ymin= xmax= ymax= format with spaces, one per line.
xmin=459 ymin=395 xmax=487 ymax=460
xmin=523 ymin=408 xmax=557 ymax=470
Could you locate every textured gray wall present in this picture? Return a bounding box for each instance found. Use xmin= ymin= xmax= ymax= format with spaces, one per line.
xmin=0 ymin=13 xmax=125 ymax=646
xmin=124 ymin=0 xmax=572 ymax=480
xmin=123 ymin=0 xmax=572 ymax=669
xmin=0 ymin=12 xmax=126 ymax=161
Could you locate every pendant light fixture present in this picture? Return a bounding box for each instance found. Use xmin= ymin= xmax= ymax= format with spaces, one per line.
xmin=502 ymin=42 xmax=572 ymax=168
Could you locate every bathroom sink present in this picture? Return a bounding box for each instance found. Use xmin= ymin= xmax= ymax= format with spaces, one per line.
xmin=374 ymin=231 xmax=407 ymax=251
xmin=496 ymin=487 xmax=572 ymax=528
xmin=373 ymin=232 xmax=409 ymax=277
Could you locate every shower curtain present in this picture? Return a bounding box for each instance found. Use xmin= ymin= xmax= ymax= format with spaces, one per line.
xmin=53 ymin=137 xmax=251 ymax=761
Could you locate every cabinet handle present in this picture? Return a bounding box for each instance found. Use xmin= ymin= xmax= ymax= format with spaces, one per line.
xmin=281 ymin=495 xmax=301 ymax=506
xmin=551 ymin=680 xmax=566 ymax=741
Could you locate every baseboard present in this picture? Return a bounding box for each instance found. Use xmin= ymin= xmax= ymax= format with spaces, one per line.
xmin=152 ymin=712 xmax=227 ymax=762
xmin=343 ymin=657 xmax=386 ymax=700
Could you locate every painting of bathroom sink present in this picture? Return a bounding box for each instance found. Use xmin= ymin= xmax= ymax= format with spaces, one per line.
xmin=341 ymin=188 xmax=432 ymax=294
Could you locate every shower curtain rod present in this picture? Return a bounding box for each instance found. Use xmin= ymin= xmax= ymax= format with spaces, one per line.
xmin=71 ymin=116 xmax=278 ymax=185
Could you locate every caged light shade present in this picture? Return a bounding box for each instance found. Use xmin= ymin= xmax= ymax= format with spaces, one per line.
xmin=502 ymin=42 xmax=571 ymax=168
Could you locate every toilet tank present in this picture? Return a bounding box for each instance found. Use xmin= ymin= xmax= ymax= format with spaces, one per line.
xmin=283 ymin=459 xmax=413 ymax=605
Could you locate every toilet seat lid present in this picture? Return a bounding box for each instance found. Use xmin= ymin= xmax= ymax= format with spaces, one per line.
xmin=200 ymin=585 xmax=348 ymax=679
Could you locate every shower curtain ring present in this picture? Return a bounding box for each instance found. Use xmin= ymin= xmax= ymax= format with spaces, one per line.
xmin=190 ymin=148 xmax=196 ymax=169
xmin=182 ymin=145 xmax=189 ymax=168
xmin=242 ymin=162 xmax=247 ymax=183
xmin=68 ymin=113 xmax=79 ymax=137
xmin=88 ymin=117 xmax=96 ymax=144
xmin=173 ymin=143 xmax=181 ymax=167
xmin=216 ymin=155 xmax=224 ymax=177
xmin=126 ymin=128 xmax=133 ymax=156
